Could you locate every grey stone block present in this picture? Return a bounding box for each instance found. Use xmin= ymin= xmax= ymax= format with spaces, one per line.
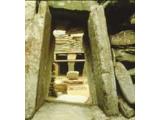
xmin=67 ymin=71 xmax=79 ymax=80
xmin=119 ymin=97 xmax=135 ymax=118
xmin=115 ymin=62 xmax=135 ymax=104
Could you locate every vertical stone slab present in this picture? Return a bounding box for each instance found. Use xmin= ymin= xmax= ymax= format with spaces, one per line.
xmin=83 ymin=33 xmax=97 ymax=105
xmin=82 ymin=62 xmax=87 ymax=76
xmin=35 ymin=2 xmax=52 ymax=111
xmin=88 ymin=5 xmax=119 ymax=115
xmin=25 ymin=1 xmax=36 ymax=28
xmin=25 ymin=1 xmax=52 ymax=119
xmin=67 ymin=53 xmax=77 ymax=71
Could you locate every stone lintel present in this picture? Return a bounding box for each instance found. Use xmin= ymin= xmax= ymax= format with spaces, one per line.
xmin=48 ymin=1 xmax=98 ymax=11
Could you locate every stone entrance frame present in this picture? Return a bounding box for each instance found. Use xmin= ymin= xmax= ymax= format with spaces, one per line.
xmin=25 ymin=2 xmax=54 ymax=119
xmin=25 ymin=1 xmax=119 ymax=119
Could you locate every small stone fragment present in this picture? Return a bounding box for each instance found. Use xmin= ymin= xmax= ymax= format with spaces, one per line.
xmin=119 ymin=97 xmax=135 ymax=118
xmin=54 ymin=83 xmax=68 ymax=94
xmin=67 ymin=71 xmax=79 ymax=80
xmin=128 ymin=68 xmax=135 ymax=76
xmin=130 ymin=14 xmax=135 ymax=24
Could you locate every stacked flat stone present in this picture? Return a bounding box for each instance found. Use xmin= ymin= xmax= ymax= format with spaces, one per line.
xmin=55 ymin=34 xmax=83 ymax=53
xmin=111 ymin=30 xmax=135 ymax=118
xmin=111 ymin=30 xmax=135 ymax=86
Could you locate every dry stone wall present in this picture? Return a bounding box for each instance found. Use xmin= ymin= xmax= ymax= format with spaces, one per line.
xmin=54 ymin=34 xmax=84 ymax=53
xmin=110 ymin=18 xmax=135 ymax=118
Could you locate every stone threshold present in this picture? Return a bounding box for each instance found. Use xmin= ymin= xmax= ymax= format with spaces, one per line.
xmin=45 ymin=96 xmax=93 ymax=107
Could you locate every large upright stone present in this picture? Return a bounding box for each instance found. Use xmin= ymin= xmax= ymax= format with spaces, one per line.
xmin=67 ymin=54 xmax=77 ymax=71
xmin=83 ymin=33 xmax=98 ymax=105
xmin=25 ymin=1 xmax=53 ymax=119
xmin=115 ymin=62 xmax=135 ymax=104
xmin=25 ymin=1 xmax=36 ymax=28
xmin=82 ymin=62 xmax=87 ymax=76
xmin=88 ymin=5 xmax=119 ymax=115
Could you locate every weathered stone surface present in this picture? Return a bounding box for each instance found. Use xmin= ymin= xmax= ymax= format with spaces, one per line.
xmin=82 ymin=62 xmax=87 ymax=76
xmin=48 ymin=1 xmax=98 ymax=11
xmin=32 ymin=102 xmax=109 ymax=120
xmin=111 ymin=30 xmax=135 ymax=46
xmin=88 ymin=5 xmax=119 ymax=115
xmin=31 ymin=102 xmax=133 ymax=120
xmin=54 ymin=33 xmax=84 ymax=53
xmin=119 ymin=98 xmax=135 ymax=118
xmin=68 ymin=62 xmax=75 ymax=72
xmin=48 ymin=79 xmax=57 ymax=97
xmin=55 ymin=83 xmax=68 ymax=94
xmin=113 ymin=49 xmax=135 ymax=62
xmin=67 ymin=71 xmax=79 ymax=80
xmin=25 ymin=1 xmax=52 ymax=119
xmin=64 ymin=79 xmax=83 ymax=84
xmin=52 ymin=63 xmax=59 ymax=76
xmin=67 ymin=54 xmax=77 ymax=71
xmin=115 ymin=62 xmax=135 ymax=104
xmin=130 ymin=14 xmax=135 ymax=24
xmin=25 ymin=1 xmax=36 ymax=28
xmin=128 ymin=68 xmax=135 ymax=76
xmin=83 ymin=33 xmax=98 ymax=105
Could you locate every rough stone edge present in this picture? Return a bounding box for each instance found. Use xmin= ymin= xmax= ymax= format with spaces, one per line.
xmin=88 ymin=5 xmax=119 ymax=115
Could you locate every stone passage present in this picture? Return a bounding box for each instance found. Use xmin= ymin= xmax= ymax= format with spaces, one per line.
xmin=25 ymin=0 xmax=135 ymax=119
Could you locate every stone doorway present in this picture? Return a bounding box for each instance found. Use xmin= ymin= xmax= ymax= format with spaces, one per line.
xmin=25 ymin=1 xmax=120 ymax=119
xmin=48 ymin=28 xmax=91 ymax=104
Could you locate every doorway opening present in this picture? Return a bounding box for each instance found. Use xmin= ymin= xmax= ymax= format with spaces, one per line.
xmin=55 ymin=53 xmax=68 ymax=75
xmin=48 ymin=9 xmax=91 ymax=104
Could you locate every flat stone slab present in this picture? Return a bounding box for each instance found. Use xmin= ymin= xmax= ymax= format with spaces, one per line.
xmin=31 ymin=102 xmax=108 ymax=120
xmin=48 ymin=95 xmax=88 ymax=103
xmin=115 ymin=62 xmax=135 ymax=104
xmin=111 ymin=30 xmax=135 ymax=46
xmin=67 ymin=71 xmax=79 ymax=80
xmin=64 ymin=79 xmax=83 ymax=84
xmin=31 ymin=102 xmax=134 ymax=120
